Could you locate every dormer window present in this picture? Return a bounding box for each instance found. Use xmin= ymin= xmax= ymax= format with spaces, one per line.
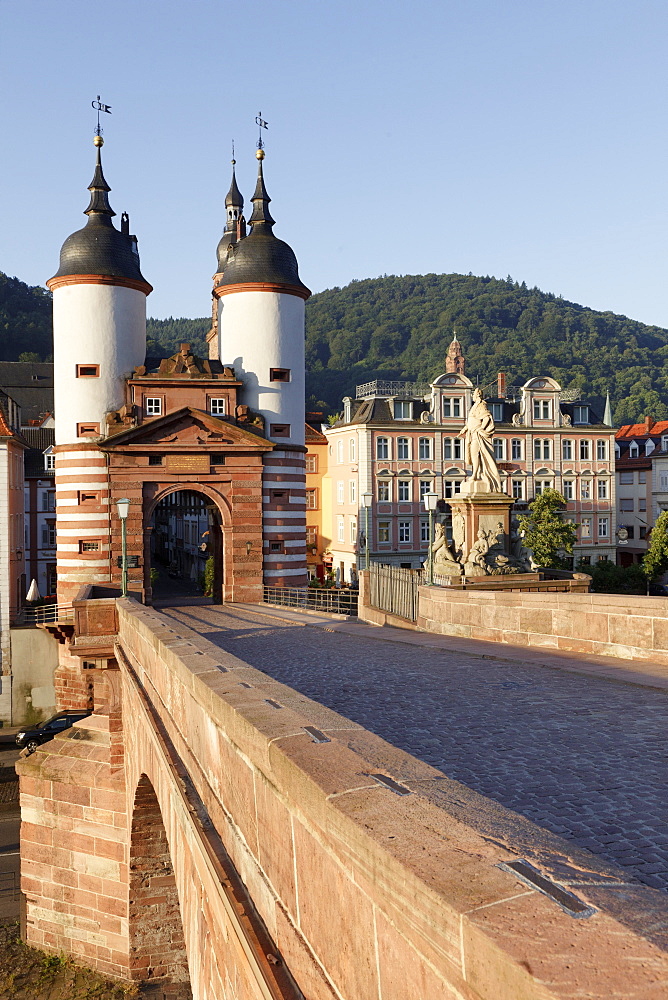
xmin=645 ymin=439 xmax=655 ymax=456
xmin=573 ymin=406 xmax=589 ymax=424
xmin=629 ymin=441 xmax=639 ymax=458
xmin=442 ymin=397 xmax=462 ymax=419
xmin=533 ymin=400 xmax=551 ymax=420
xmin=662 ymin=436 xmax=668 ymax=451
xmin=394 ymin=400 xmax=412 ymax=420
xmin=491 ymin=403 xmax=503 ymax=422
xmin=43 ymin=448 xmax=55 ymax=471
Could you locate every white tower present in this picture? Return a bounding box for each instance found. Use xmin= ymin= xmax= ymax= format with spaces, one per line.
xmin=214 ymin=150 xmax=310 ymax=586
xmin=47 ymin=136 xmax=152 ymax=604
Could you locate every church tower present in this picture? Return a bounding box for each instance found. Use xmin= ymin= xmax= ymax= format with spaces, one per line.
xmin=445 ymin=332 xmax=466 ymax=375
xmin=214 ymin=148 xmax=310 ymax=586
xmin=47 ymin=136 xmax=152 ymax=604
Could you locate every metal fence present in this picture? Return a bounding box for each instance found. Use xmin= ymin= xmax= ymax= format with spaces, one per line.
xmin=263 ymin=586 xmax=358 ymax=617
xmin=368 ymin=564 xmax=423 ymax=621
xmin=15 ymin=603 xmax=74 ymax=626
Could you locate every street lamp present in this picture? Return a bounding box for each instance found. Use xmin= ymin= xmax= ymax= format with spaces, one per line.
xmin=361 ymin=492 xmax=373 ymax=571
xmin=423 ymin=492 xmax=439 ymax=586
xmin=116 ymin=498 xmax=130 ymax=597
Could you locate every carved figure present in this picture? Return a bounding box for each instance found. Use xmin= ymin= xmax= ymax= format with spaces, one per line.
xmin=431 ymin=522 xmax=462 ymax=577
xmin=510 ymin=516 xmax=535 ymax=571
xmin=463 ymin=527 xmax=490 ymax=576
xmin=459 ymin=388 xmax=502 ymax=491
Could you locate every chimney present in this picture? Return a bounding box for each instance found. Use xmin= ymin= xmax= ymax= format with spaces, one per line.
xmin=645 ymin=415 xmax=654 ymax=433
xmin=497 ymin=372 xmax=507 ymax=398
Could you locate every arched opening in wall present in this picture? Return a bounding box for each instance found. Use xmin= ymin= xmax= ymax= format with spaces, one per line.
xmin=149 ymin=489 xmax=223 ymax=605
xmin=130 ymin=775 xmax=192 ymax=996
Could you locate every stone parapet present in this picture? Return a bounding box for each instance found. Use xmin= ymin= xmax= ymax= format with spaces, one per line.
xmin=416 ymin=587 xmax=668 ymax=665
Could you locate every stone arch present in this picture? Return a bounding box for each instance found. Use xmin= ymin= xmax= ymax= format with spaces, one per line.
xmin=144 ymin=484 xmax=231 ymax=603
xmin=129 ymin=774 xmax=192 ymax=993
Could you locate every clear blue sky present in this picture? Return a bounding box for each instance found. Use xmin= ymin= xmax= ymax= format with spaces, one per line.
xmin=1 ymin=0 xmax=667 ymax=326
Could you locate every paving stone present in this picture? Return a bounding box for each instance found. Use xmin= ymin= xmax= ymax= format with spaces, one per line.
xmin=164 ymin=604 xmax=668 ymax=893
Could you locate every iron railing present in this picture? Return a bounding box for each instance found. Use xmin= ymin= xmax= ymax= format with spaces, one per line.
xmin=368 ymin=564 xmax=423 ymax=622
xmin=15 ymin=603 xmax=74 ymax=626
xmin=355 ymin=380 xmax=428 ymax=399
xmin=263 ymin=586 xmax=358 ymax=617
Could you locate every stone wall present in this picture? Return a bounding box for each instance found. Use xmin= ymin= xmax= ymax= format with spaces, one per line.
xmin=416 ymin=587 xmax=668 ymax=664
xmin=18 ymin=597 xmax=668 ymax=997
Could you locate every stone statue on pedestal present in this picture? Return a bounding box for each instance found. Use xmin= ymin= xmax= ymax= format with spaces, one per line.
xmin=431 ymin=523 xmax=462 ymax=576
xmin=459 ymin=388 xmax=502 ymax=493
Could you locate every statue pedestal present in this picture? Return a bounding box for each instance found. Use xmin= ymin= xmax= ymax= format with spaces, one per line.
xmin=449 ymin=491 xmax=515 ymax=571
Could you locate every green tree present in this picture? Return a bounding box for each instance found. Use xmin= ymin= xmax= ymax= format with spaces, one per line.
xmin=643 ymin=510 xmax=668 ymax=580
xmin=517 ymin=488 xmax=577 ymax=569
xmin=17 ymin=351 xmax=40 ymax=363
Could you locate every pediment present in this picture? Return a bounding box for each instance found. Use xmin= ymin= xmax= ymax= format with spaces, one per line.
xmin=101 ymin=406 xmax=273 ymax=452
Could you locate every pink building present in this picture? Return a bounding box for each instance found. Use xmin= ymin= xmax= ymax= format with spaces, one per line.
xmin=324 ymin=340 xmax=616 ymax=579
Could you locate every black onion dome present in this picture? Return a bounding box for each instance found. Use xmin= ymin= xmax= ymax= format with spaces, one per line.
xmin=217 ymin=155 xmax=309 ymax=294
xmin=50 ymin=144 xmax=149 ymax=287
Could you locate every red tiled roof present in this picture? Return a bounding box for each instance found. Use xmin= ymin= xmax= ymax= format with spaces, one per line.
xmin=616 ymin=418 xmax=668 ymax=440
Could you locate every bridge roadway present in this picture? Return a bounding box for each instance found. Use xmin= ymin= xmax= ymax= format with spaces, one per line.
xmin=160 ymin=601 xmax=668 ymax=894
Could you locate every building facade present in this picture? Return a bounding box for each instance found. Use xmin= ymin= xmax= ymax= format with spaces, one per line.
xmin=614 ymin=417 xmax=668 ymax=564
xmin=324 ymin=341 xmax=617 ymax=580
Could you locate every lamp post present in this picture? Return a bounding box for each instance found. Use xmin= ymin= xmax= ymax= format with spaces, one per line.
xmin=361 ymin=492 xmax=373 ymax=571
xmin=116 ymin=498 xmax=130 ymax=597
xmin=423 ymin=492 xmax=439 ymax=586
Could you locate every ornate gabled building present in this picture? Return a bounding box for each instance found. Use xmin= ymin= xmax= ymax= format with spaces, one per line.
xmin=324 ymin=336 xmax=617 ymax=580
xmin=46 ymin=136 xmax=309 ymax=627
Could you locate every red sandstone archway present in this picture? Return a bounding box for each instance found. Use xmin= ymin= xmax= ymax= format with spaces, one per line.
xmin=144 ymin=484 xmax=230 ymax=605
xmin=129 ymin=774 xmax=192 ymax=994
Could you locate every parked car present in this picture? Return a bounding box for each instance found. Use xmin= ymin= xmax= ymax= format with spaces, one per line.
xmin=16 ymin=711 xmax=91 ymax=755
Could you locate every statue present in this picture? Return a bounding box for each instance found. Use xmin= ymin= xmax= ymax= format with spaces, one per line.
xmin=452 ymin=511 xmax=466 ymax=560
xmin=463 ymin=527 xmax=491 ymax=576
xmin=510 ymin=516 xmax=535 ymax=571
xmin=459 ymin=388 xmax=502 ymax=492
xmin=431 ymin=522 xmax=462 ymax=576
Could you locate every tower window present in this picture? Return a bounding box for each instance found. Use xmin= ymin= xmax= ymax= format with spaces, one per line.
xmin=269 ymin=540 xmax=285 ymax=553
xmin=145 ymin=398 xmax=163 ymax=416
xmin=77 ymin=422 xmax=100 ymax=437
xmin=209 ymin=398 xmax=226 ymax=415
xmin=210 ymin=454 xmax=226 ymax=466
xmin=270 ymin=424 xmax=290 ymax=438
xmin=76 ymin=364 xmax=99 ymax=378
xmin=79 ymin=539 xmax=101 ymax=553
xmin=148 ymin=455 xmax=163 ymax=466
xmin=270 ymin=368 xmax=291 ymax=382
xmin=271 ymin=489 xmax=289 ymax=501
xmin=78 ymin=491 xmax=100 ymax=505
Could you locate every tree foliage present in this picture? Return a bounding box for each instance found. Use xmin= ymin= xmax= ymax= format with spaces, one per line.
xmin=5 ymin=270 xmax=668 ymax=426
xmin=643 ymin=510 xmax=668 ymax=580
xmin=517 ymin=489 xmax=577 ymax=569
xmin=579 ymin=559 xmax=646 ymax=594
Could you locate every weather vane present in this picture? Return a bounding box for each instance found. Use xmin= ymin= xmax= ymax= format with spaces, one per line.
xmin=231 ymin=139 xmax=235 ymax=164
xmin=255 ymin=112 xmax=268 ymax=151
xmin=92 ymin=95 xmax=112 ymax=137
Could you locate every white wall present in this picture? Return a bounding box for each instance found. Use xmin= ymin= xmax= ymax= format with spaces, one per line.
xmin=53 ymin=283 xmax=147 ymax=445
xmin=218 ymin=290 xmax=305 ymax=447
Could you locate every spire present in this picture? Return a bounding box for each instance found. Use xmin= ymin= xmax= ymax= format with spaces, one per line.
xmin=216 ymin=158 xmax=246 ymax=273
xmin=603 ymin=391 xmax=613 ymax=427
xmin=248 ymin=149 xmax=275 ymax=229
xmin=445 ymin=330 xmax=465 ymax=375
xmin=84 ymin=137 xmax=115 ymax=220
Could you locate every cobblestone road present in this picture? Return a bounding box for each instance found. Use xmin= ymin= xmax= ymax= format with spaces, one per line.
xmin=164 ymin=604 xmax=668 ymax=892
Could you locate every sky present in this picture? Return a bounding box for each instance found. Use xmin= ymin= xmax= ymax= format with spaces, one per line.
xmin=1 ymin=0 xmax=667 ymax=327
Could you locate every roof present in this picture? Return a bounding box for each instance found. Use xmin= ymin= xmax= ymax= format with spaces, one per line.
xmin=23 ymin=426 xmax=55 ymax=478
xmin=216 ymin=157 xmax=309 ymax=294
xmin=0 ymin=362 xmax=54 ymax=424
xmin=49 ymin=144 xmax=150 ymax=290
xmin=616 ymin=419 xmax=668 ymax=440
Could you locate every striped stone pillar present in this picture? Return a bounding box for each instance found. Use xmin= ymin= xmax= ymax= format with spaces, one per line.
xmin=262 ymin=447 xmax=307 ymax=587
xmin=55 ymin=444 xmax=111 ymax=605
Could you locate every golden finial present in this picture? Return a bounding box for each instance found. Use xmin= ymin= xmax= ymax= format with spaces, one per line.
xmin=93 ymin=134 xmax=104 ymax=148
xmin=256 ymin=148 xmax=265 ymax=160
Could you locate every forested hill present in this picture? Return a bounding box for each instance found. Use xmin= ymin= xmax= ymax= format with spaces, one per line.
xmin=3 ymin=270 xmax=667 ymax=424
xmin=305 ymin=274 xmax=668 ymax=424
xmin=0 ymin=272 xmax=52 ymax=362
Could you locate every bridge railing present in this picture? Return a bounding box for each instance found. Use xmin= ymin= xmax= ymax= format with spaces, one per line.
xmin=263 ymin=585 xmax=358 ymax=616
xmin=15 ymin=603 xmax=74 ymax=626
